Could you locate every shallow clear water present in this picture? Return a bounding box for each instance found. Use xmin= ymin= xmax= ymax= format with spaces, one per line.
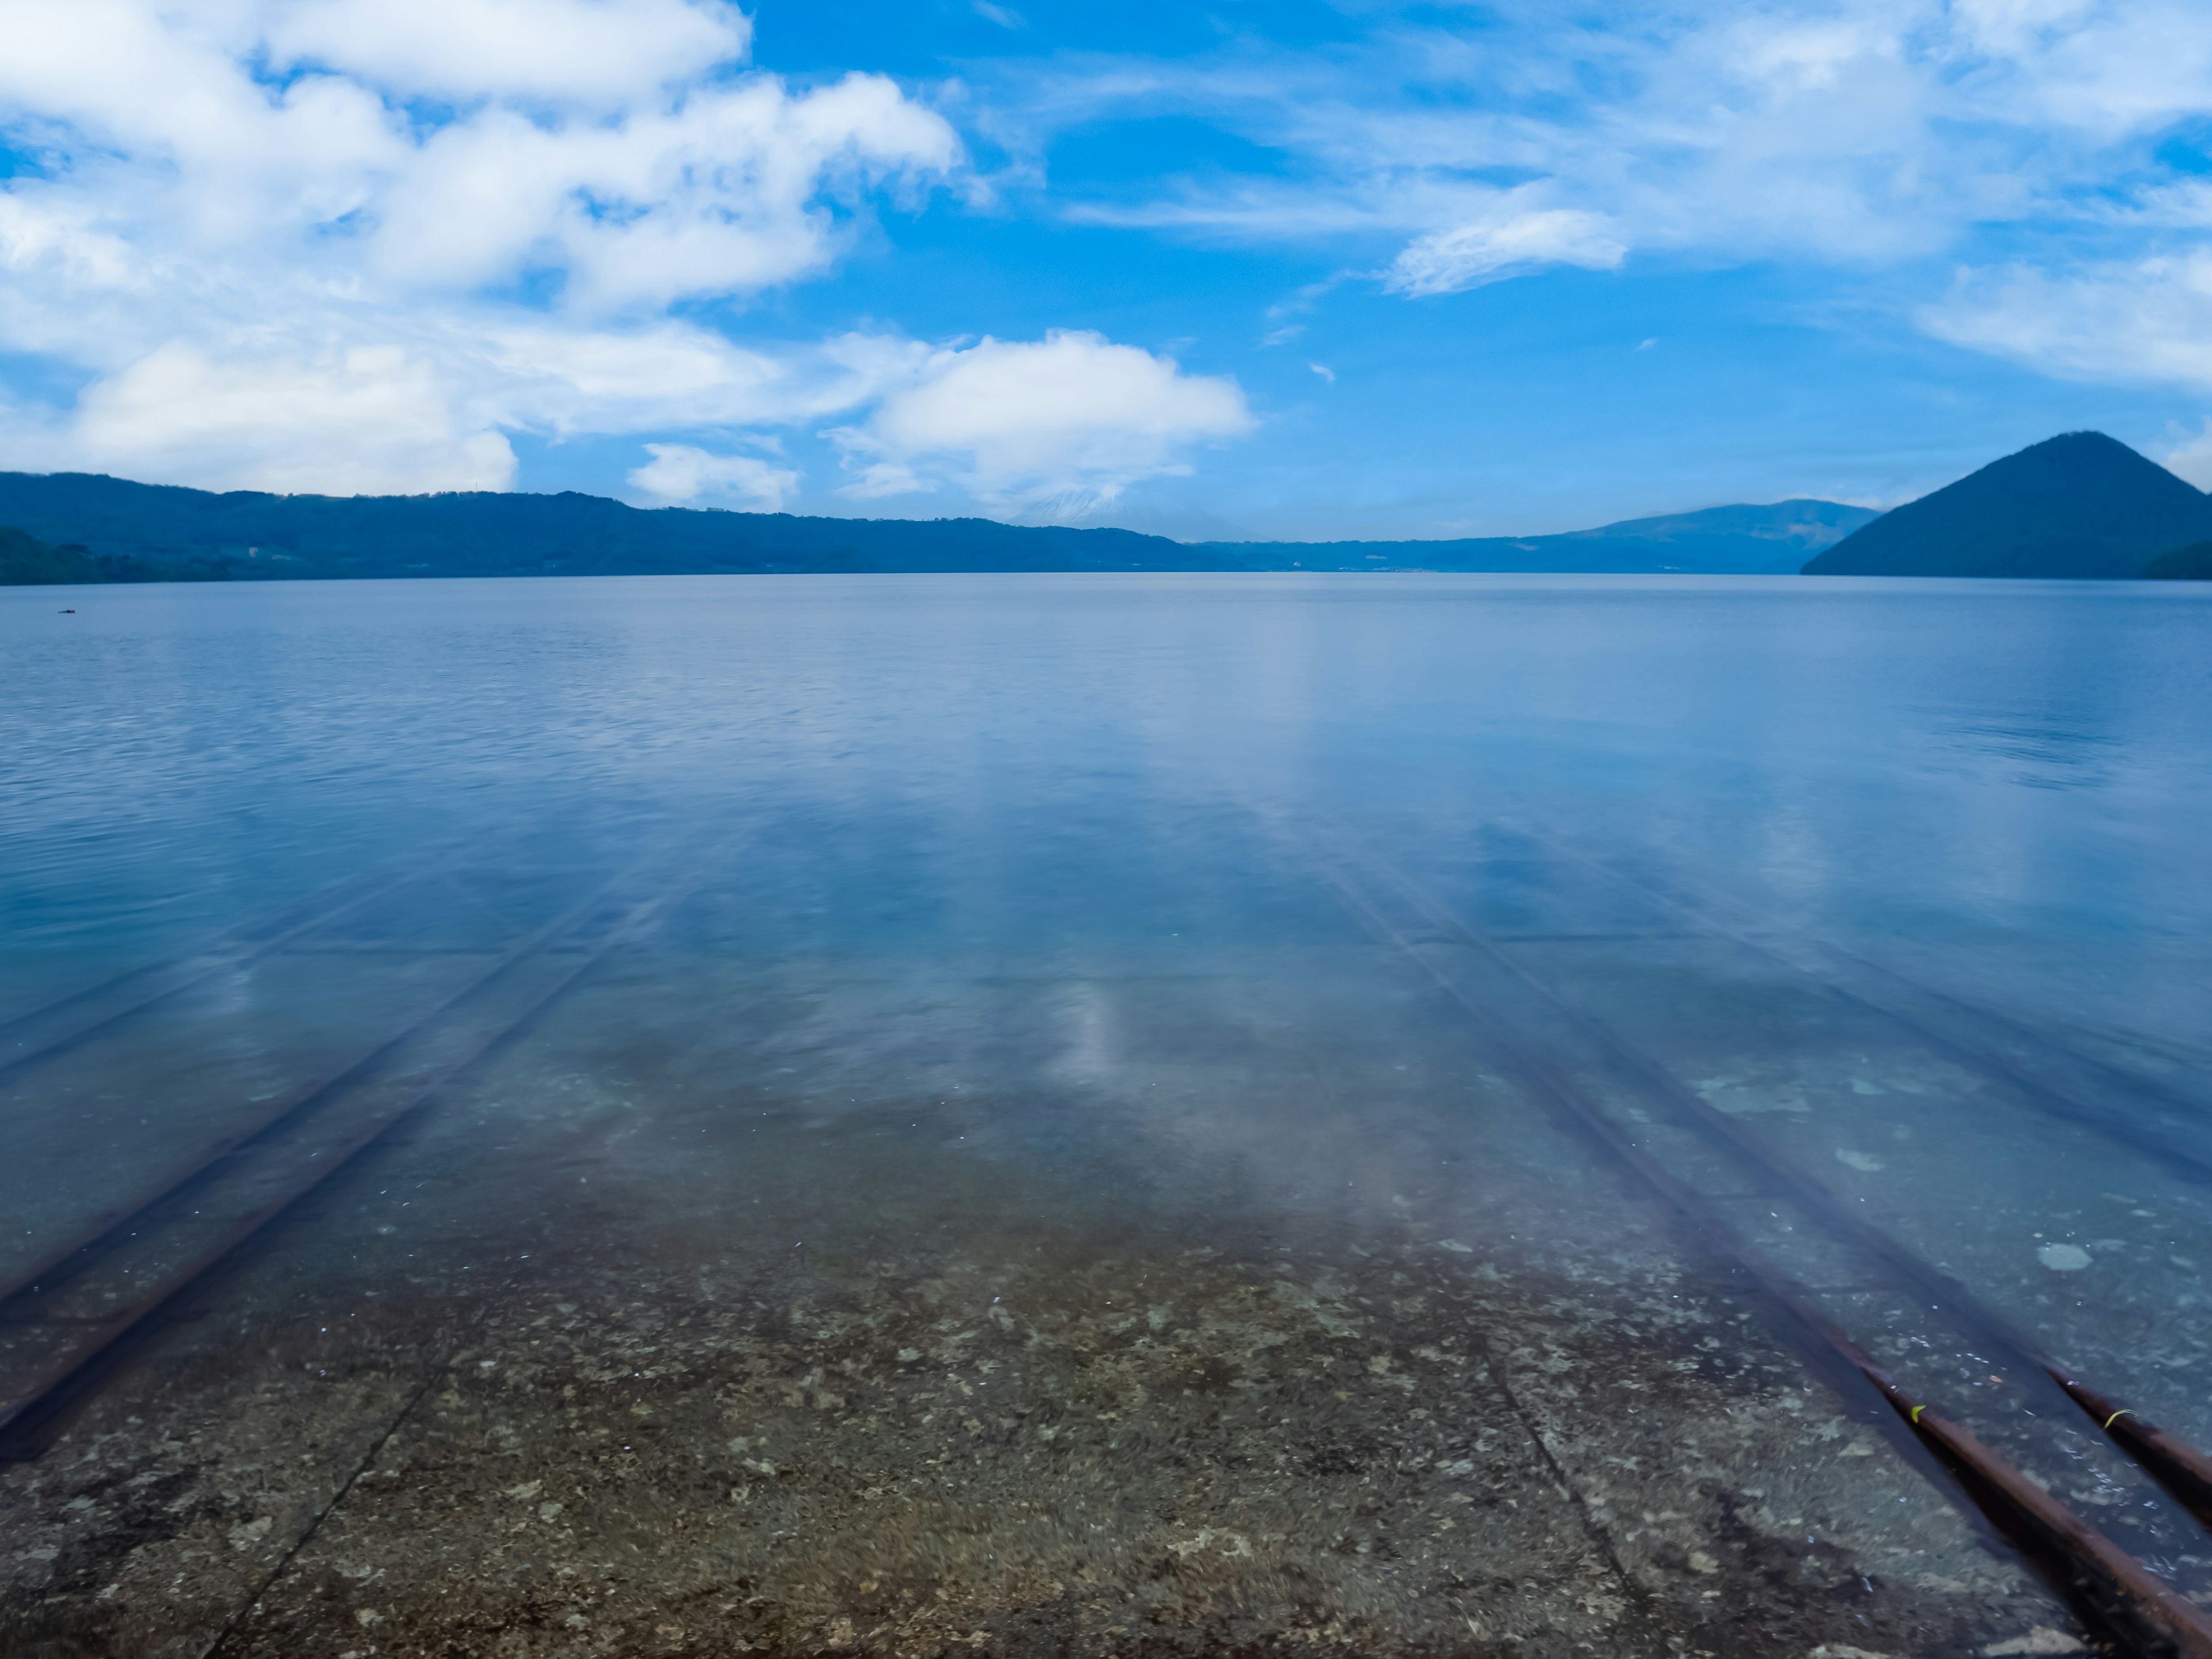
xmin=5 ymin=573 xmax=2212 ymax=1654
xmin=7 ymin=574 xmax=2211 ymax=1007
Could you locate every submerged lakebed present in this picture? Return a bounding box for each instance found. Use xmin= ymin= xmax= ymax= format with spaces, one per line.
xmin=2 ymin=573 xmax=2210 ymax=1657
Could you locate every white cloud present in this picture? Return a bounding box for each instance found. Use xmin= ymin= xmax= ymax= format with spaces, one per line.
xmin=1921 ymin=253 xmax=2212 ymax=393
xmin=0 ymin=0 xmax=957 ymax=296
xmin=369 ymin=74 xmax=963 ymax=309
xmin=1385 ymin=202 xmax=1627 ymax=296
xmin=2161 ymin=420 xmax=2212 ymax=490
xmin=0 ymin=0 xmax=968 ymax=494
xmin=831 ymin=330 xmax=1253 ymax=508
xmin=628 ymin=443 xmax=801 ymax=509
xmin=24 ymin=0 xmax=2212 ymax=504
xmin=58 ymin=342 xmax=518 ymax=494
xmin=1002 ymin=0 xmax=2212 ymax=315
xmin=465 ymin=323 xmax=929 ymax=438
xmin=0 ymin=310 xmax=936 ymax=493
xmin=265 ymin=0 xmax=749 ymax=106
xmin=1003 ymin=0 xmax=2212 ymax=434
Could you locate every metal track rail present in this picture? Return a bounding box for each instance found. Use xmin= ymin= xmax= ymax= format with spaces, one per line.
xmin=1370 ymin=833 xmax=2212 ymax=1528
xmin=1482 ymin=816 xmax=2212 ymax=1510
xmin=1284 ymin=822 xmax=2212 ymax=1658
xmin=0 ymin=849 xmax=652 ymax=1315
xmin=0 ymin=836 xmax=719 ymax=1456
xmin=1514 ymin=816 xmax=2212 ymax=1186
xmin=0 ymin=839 xmax=468 ymax=1088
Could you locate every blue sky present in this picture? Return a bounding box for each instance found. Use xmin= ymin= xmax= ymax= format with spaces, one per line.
xmin=3 ymin=0 xmax=2212 ymax=538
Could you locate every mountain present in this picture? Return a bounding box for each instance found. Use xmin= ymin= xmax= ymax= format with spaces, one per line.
xmin=1199 ymin=499 xmax=1880 ymax=575
xmin=0 ymin=471 xmax=1243 ymax=579
xmin=0 ymin=523 xmax=214 ymax=585
xmin=2145 ymin=541 xmax=2212 ymax=579
xmin=0 ymin=524 xmax=93 ymax=585
xmin=0 ymin=468 xmax=1878 ymax=584
xmin=1801 ymin=431 xmax=2212 ymax=578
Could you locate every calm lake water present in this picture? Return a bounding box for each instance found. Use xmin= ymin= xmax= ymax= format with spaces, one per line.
xmin=4 ymin=573 xmax=2212 ymax=1657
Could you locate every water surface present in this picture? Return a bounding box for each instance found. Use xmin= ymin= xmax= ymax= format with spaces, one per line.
xmin=3 ymin=574 xmax=2210 ymax=1656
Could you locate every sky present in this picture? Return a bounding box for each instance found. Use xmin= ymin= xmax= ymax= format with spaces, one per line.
xmin=3 ymin=1 xmax=2212 ymax=540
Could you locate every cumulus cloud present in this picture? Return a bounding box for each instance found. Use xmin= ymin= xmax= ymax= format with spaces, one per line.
xmin=0 ymin=0 xmax=960 ymax=306
xmin=628 ymin=444 xmax=801 ymax=509
xmin=36 ymin=0 xmax=2212 ymax=502
xmin=830 ymin=330 xmax=1254 ymax=508
xmin=62 ymin=342 xmax=519 ymax=494
xmin=464 ymin=323 xmax=933 ymax=438
xmin=369 ymin=74 xmax=962 ymax=309
xmin=264 ymin=0 xmax=749 ymax=105
xmin=0 ymin=0 xmax=968 ymax=494
xmin=0 ymin=5 xmax=1264 ymax=506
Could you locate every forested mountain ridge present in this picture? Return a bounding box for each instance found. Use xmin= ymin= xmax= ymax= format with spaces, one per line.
xmin=0 ymin=472 xmax=1230 ymax=578
xmin=2146 ymin=540 xmax=2212 ymax=579
xmin=0 ymin=470 xmax=1883 ymax=584
xmin=0 ymin=522 xmax=214 ymax=585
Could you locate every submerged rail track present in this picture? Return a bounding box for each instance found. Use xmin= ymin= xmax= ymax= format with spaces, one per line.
xmin=1519 ymin=815 xmax=2212 ymax=1192
xmin=1507 ymin=816 xmax=2212 ymax=1512
xmin=10 ymin=809 xmax=2212 ymax=1650
xmin=0 ymin=839 xmax=468 ymax=1088
xmin=1282 ymin=818 xmax=2212 ymax=1658
xmin=0 ymin=834 xmax=720 ymax=1456
xmin=0 ymin=845 xmax=652 ymax=1316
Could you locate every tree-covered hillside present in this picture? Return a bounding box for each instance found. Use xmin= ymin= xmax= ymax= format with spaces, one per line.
xmin=0 ymin=469 xmax=1886 ymax=584
xmin=0 ymin=473 xmax=1229 ymax=579
xmin=2145 ymin=540 xmax=2212 ymax=578
xmin=0 ymin=523 xmax=215 ymax=585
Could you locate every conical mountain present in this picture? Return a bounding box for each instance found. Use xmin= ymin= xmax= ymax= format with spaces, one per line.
xmin=1802 ymin=431 xmax=2212 ymax=578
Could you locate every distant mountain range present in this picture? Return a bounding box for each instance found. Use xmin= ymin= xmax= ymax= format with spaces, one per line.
xmin=0 ymin=468 xmax=1874 ymax=584
xmin=9 ymin=434 xmax=2209 ymax=586
xmin=0 ymin=471 xmax=1237 ymax=581
xmin=1198 ymin=499 xmax=1879 ymax=575
xmin=1804 ymin=431 xmax=2212 ymax=578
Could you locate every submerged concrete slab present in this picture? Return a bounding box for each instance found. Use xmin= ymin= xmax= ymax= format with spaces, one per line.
xmin=0 ymin=937 xmax=2077 ymax=1656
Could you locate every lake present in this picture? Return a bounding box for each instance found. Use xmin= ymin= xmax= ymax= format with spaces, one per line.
xmin=3 ymin=573 xmax=2211 ymax=1657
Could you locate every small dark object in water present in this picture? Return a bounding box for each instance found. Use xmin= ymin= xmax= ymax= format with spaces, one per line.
xmin=58 ymin=608 xmax=74 ymax=613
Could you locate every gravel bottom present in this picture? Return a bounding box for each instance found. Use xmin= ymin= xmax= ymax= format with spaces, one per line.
xmin=0 ymin=1223 xmax=2074 ymax=1658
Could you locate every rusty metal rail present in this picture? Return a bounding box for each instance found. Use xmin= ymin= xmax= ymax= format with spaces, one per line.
xmin=1851 ymin=1348 xmax=2212 ymax=1659
xmin=1490 ymin=815 xmax=2212 ymax=1525
xmin=1282 ymin=819 xmax=2212 ymax=1659
xmin=2044 ymin=1362 xmax=2212 ymax=1527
